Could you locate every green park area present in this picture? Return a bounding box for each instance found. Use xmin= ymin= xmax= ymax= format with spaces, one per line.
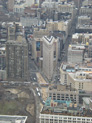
xmin=0 ymin=101 xmax=19 ymax=115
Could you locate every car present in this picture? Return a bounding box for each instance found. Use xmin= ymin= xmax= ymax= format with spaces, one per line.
xmin=10 ymin=81 xmax=15 ymax=84
xmin=38 ymin=92 xmax=41 ymax=97
xmin=33 ymin=83 xmax=36 ymax=85
xmin=36 ymin=87 xmax=39 ymax=92
xmin=42 ymin=101 xmax=45 ymax=104
xmin=31 ymin=57 xmax=34 ymax=60
xmin=34 ymin=78 xmax=36 ymax=80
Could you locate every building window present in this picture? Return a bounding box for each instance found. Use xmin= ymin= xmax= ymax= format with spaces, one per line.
xmin=57 ymin=94 xmax=60 ymax=100
xmin=79 ymin=83 xmax=81 ymax=89
xmin=41 ymin=119 xmax=44 ymax=123
xmin=87 ymin=119 xmax=90 ymax=121
xmin=53 ymin=96 xmax=56 ymax=100
xmin=70 ymin=94 xmax=73 ymax=97
xmin=54 ymin=119 xmax=58 ymax=123
xmin=82 ymin=83 xmax=83 ymax=89
xmin=59 ymin=120 xmax=62 ymax=123
xmin=45 ymin=119 xmax=49 ymax=123
xmin=66 ymin=94 xmax=69 ymax=98
xmin=49 ymin=93 xmax=52 ymax=97
xmin=77 ymin=118 xmax=81 ymax=120
xmin=65 ymin=74 xmax=67 ymax=79
xmin=50 ymin=119 xmax=53 ymax=123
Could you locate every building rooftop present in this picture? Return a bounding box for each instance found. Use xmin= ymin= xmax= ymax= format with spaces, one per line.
xmin=41 ymin=104 xmax=92 ymax=117
xmin=43 ymin=36 xmax=54 ymax=44
xmin=69 ymin=71 xmax=92 ymax=82
xmin=77 ymin=24 xmax=92 ymax=29
xmin=61 ymin=62 xmax=92 ymax=73
xmin=0 ymin=115 xmax=27 ymax=123
xmin=78 ymin=15 xmax=91 ymax=19
xmin=49 ymin=85 xmax=77 ymax=92
xmin=83 ymin=97 xmax=90 ymax=105
xmin=61 ymin=64 xmax=75 ymax=72
xmin=72 ymin=33 xmax=92 ymax=38
xmin=68 ymin=44 xmax=85 ymax=50
xmin=0 ymin=47 xmax=5 ymax=51
xmin=7 ymin=38 xmax=27 ymax=45
xmin=81 ymin=5 xmax=92 ymax=8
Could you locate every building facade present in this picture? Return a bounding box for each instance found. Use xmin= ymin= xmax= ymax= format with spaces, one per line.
xmin=67 ymin=45 xmax=85 ymax=64
xmin=32 ymin=32 xmax=59 ymax=70
xmin=6 ymin=39 xmax=28 ymax=81
xmin=40 ymin=113 xmax=92 ymax=123
xmin=60 ymin=63 xmax=76 ymax=85
xmin=48 ymin=85 xmax=79 ymax=104
xmin=68 ymin=71 xmax=92 ymax=92
xmin=43 ymin=36 xmax=54 ymax=80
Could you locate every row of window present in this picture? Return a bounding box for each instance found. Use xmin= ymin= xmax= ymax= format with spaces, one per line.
xmin=41 ymin=118 xmax=92 ymax=123
xmin=49 ymin=93 xmax=77 ymax=102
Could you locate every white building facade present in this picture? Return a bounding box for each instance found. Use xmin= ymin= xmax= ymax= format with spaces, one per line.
xmin=43 ymin=36 xmax=54 ymax=80
xmin=40 ymin=114 xmax=92 ymax=123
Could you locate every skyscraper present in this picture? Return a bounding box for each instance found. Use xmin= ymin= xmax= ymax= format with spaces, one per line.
xmin=43 ymin=36 xmax=54 ymax=80
xmin=8 ymin=0 xmax=14 ymax=12
xmin=6 ymin=38 xmax=28 ymax=81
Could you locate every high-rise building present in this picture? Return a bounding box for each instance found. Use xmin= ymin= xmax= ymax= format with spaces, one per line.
xmin=8 ymin=0 xmax=14 ymax=12
xmin=68 ymin=71 xmax=92 ymax=92
xmin=0 ymin=47 xmax=6 ymax=70
xmin=88 ymin=39 xmax=92 ymax=58
xmin=60 ymin=63 xmax=76 ymax=85
xmin=43 ymin=36 xmax=54 ymax=80
xmin=0 ymin=47 xmax=6 ymax=81
xmin=67 ymin=44 xmax=85 ymax=64
xmin=32 ymin=32 xmax=59 ymax=70
xmin=6 ymin=38 xmax=28 ymax=81
xmin=7 ymin=22 xmax=23 ymax=41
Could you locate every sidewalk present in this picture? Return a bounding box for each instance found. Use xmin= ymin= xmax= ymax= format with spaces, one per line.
xmin=36 ymin=72 xmax=47 ymax=84
xmin=36 ymin=72 xmax=48 ymax=101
